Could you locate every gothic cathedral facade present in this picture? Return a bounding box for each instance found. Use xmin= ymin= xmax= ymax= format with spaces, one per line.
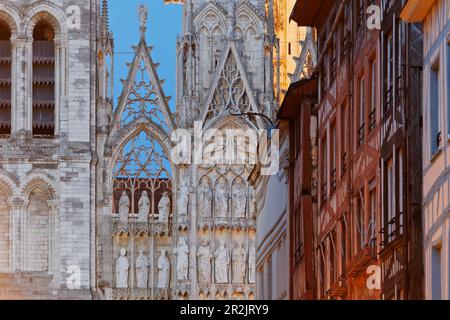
xmin=0 ymin=0 xmax=276 ymax=300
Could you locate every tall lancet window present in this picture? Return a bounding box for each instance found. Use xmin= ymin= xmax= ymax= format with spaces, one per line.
xmin=26 ymin=187 xmax=51 ymax=271
xmin=111 ymin=130 xmax=172 ymax=295
xmin=112 ymin=131 xmax=172 ymax=222
xmin=0 ymin=22 xmax=11 ymax=137
xmin=32 ymin=21 xmax=55 ymax=137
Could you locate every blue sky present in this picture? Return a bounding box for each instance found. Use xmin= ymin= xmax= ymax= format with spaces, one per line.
xmin=109 ymin=0 xmax=182 ymax=110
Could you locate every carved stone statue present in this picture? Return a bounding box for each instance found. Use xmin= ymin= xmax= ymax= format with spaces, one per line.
xmin=198 ymin=180 xmax=212 ymax=218
xmin=138 ymin=4 xmax=148 ymax=35
xmin=115 ymin=248 xmax=129 ymax=288
xmin=214 ymin=240 xmax=230 ymax=283
xmin=174 ymin=237 xmax=189 ymax=280
xmin=232 ymin=180 xmax=246 ymax=218
xmin=158 ymin=191 xmax=171 ymax=222
xmin=177 ymin=183 xmax=189 ymax=216
xmin=226 ymin=0 xmax=236 ymax=39
xmin=248 ymin=242 xmax=256 ymax=284
xmin=118 ymin=191 xmax=129 ymax=223
xmin=135 ymin=249 xmax=149 ymax=288
xmin=157 ymin=249 xmax=170 ymax=288
xmin=197 ymin=239 xmax=212 ymax=283
xmin=137 ymin=191 xmax=150 ymax=222
xmin=232 ymin=242 xmax=246 ymax=283
xmin=215 ymin=180 xmax=228 ymax=218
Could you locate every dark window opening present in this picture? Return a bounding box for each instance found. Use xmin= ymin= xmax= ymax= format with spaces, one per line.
xmin=369 ymin=59 xmax=377 ymax=131
xmin=330 ymin=39 xmax=336 ymax=82
xmin=358 ymin=77 xmax=366 ymax=146
xmin=340 ymin=103 xmax=348 ymax=175
xmin=330 ymin=123 xmax=336 ymax=192
xmin=33 ymin=21 xmax=55 ymax=138
xmin=430 ymin=60 xmax=440 ymax=156
xmin=0 ymin=21 xmax=11 ymax=137
xmin=321 ymin=137 xmax=328 ymax=204
xmin=385 ymin=33 xmax=394 ymax=111
xmin=355 ymin=195 xmax=364 ymax=253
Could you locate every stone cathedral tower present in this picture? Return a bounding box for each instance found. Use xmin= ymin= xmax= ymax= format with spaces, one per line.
xmin=0 ymin=0 xmax=99 ymax=299
xmin=171 ymin=0 xmax=275 ymax=300
xmin=0 ymin=0 xmax=275 ymax=300
xmin=95 ymin=0 xmax=275 ymax=300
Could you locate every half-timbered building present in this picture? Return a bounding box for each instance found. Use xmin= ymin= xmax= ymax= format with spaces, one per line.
xmin=401 ymin=0 xmax=449 ymax=300
xmin=379 ymin=0 xmax=424 ymax=300
xmin=292 ymin=0 xmax=383 ymax=300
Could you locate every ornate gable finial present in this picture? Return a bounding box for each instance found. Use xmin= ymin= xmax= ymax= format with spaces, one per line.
xmin=138 ymin=4 xmax=148 ymax=39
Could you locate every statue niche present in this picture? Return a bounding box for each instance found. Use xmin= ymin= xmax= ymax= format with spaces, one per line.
xmin=158 ymin=191 xmax=171 ymax=222
xmin=137 ymin=191 xmax=150 ymax=222
xmin=232 ymin=178 xmax=246 ymax=218
xmin=232 ymin=242 xmax=246 ymax=283
xmin=214 ymin=240 xmax=230 ymax=283
xmin=136 ymin=249 xmax=150 ymax=288
xmin=198 ymin=177 xmax=212 ymax=218
xmin=115 ymin=248 xmax=129 ymax=288
xmin=157 ymin=249 xmax=170 ymax=288
xmin=197 ymin=239 xmax=212 ymax=283
xmin=118 ymin=191 xmax=130 ymax=223
xmin=174 ymin=237 xmax=189 ymax=281
xmin=214 ymin=178 xmax=229 ymax=219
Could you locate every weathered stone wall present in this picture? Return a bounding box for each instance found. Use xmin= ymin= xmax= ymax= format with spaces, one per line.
xmin=0 ymin=0 xmax=97 ymax=299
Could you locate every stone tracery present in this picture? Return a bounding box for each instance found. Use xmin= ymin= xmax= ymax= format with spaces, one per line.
xmin=102 ymin=1 xmax=262 ymax=300
xmin=108 ymin=27 xmax=176 ymax=297
xmin=0 ymin=0 xmax=268 ymax=301
xmin=206 ymin=52 xmax=252 ymax=122
xmin=120 ymin=60 xmax=168 ymax=131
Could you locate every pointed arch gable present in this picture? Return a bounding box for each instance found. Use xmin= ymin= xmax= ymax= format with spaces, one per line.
xmin=0 ymin=183 xmax=10 ymax=199
xmin=0 ymin=170 xmax=18 ymax=198
xmin=20 ymin=172 xmax=57 ymax=200
xmin=201 ymin=115 xmax=260 ymax=169
xmin=109 ymin=121 xmax=173 ymax=165
xmin=108 ymin=124 xmax=176 ymax=223
xmin=107 ymin=121 xmax=177 ymax=193
xmin=236 ymin=0 xmax=266 ymax=20
xmin=235 ymin=1 xmax=264 ymax=35
xmin=203 ymin=111 xmax=258 ymax=135
xmin=24 ymin=2 xmax=68 ymax=39
xmin=200 ymin=41 xmax=261 ymax=128
xmin=210 ymin=115 xmax=259 ymax=150
xmin=111 ymin=39 xmax=175 ymax=137
xmin=0 ymin=2 xmax=21 ymax=37
xmin=194 ymin=1 xmax=228 ymax=33
xmin=111 ymin=130 xmax=172 ymax=178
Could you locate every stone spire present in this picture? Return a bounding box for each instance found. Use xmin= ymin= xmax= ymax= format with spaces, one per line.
xmin=267 ymin=0 xmax=275 ymax=38
xmin=101 ymin=0 xmax=110 ymax=37
xmin=184 ymin=0 xmax=193 ymax=34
